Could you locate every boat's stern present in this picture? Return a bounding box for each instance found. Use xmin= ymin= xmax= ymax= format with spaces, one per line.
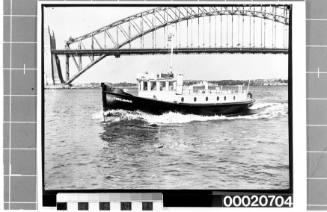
xmin=247 ymin=92 xmax=255 ymax=108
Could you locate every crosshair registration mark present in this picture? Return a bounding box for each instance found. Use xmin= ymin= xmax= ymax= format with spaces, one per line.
xmin=223 ymin=195 xmax=293 ymax=207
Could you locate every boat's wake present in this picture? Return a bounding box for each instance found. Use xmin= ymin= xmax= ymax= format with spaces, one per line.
xmin=92 ymin=102 xmax=288 ymax=125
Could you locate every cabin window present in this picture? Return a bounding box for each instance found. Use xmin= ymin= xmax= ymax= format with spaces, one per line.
xmin=160 ymin=81 xmax=166 ymax=91
xmin=169 ymin=81 xmax=174 ymax=91
xmin=143 ymin=81 xmax=148 ymax=91
xmin=206 ymin=97 xmax=208 ymax=101
xmin=233 ymin=96 xmax=236 ymax=100
xmin=224 ymin=96 xmax=226 ymax=101
xmin=217 ymin=96 xmax=219 ymax=101
xmin=150 ymin=81 xmax=157 ymax=91
xmin=181 ymin=97 xmax=184 ymax=102
xmin=194 ymin=97 xmax=197 ymax=102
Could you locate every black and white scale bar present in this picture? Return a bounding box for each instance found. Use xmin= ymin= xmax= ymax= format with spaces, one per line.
xmin=56 ymin=193 xmax=163 ymax=211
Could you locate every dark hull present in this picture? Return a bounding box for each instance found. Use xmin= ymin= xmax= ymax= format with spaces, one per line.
xmin=101 ymin=83 xmax=255 ymax=116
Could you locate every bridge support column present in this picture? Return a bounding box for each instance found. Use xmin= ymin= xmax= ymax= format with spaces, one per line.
xmin=65 ymin=54 xmax=70 ymax=82
xmin=78 ymin=43 xmax=82 ymax=71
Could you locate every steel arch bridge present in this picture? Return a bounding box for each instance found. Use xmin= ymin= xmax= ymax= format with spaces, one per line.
xmin=48 ymin=5 xmax=291 ymax=85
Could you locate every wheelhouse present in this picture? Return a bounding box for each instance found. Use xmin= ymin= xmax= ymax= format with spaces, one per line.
xmin=137 ymin=72 xmax=183 ymax=94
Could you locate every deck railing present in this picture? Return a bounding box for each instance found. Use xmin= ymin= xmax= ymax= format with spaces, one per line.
xmin=182 ymin=85 xmax=245 ymax=95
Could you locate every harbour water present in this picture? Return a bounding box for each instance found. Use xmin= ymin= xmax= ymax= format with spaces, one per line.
xmin=44 ymin=86 xmax=289 ymax=190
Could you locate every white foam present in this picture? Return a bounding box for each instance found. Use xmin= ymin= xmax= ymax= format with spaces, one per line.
xmin=91 ymin=111 xmax=105 ymax=120
xmin=250 ymin=102 xmax=277 ymax=110
xmin=96 ymin=102 xmax=288 ymax=125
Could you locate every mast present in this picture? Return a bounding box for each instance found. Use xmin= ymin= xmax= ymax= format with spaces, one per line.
xmin=247 ymin=79 xmax=251 ymax=93
xmin=168 ymin=33 xmax=174 ymax=73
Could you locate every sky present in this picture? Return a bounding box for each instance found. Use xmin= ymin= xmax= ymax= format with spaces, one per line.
xmin=43 ymin=6 xmax=288 ymax=84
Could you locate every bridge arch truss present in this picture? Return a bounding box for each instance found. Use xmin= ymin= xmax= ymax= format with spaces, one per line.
xmin=48 ymin=5 xmax=291 ymax=85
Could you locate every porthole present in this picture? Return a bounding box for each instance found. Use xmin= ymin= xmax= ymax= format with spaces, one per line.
xmin=194 ymin=97 xmax=197 ymax=102
xmin=121 ymin=202 xmax=131 ymax=210
xmin=206 ymin=97 xmax=208 ymax=101
xmin=99 ymin=202 xmax=110 ymax=210
xmin=224 ymin=96 xmax=226 ymax=101
xmin=217 ymin=96 xmax=219 ymax=101
xmin=142 ymin=202 xmax=153 ymax=211
xmin=181 ymin=97 xmax=184 ymax=102
xmin=78 ymin=202 xmax=89 ymax=210
xmin=233 ymin=96 xmax=236 ymax=100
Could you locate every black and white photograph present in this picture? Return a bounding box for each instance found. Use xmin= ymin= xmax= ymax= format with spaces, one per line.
xmin=42 ymin=4 xmax=291 ymax=191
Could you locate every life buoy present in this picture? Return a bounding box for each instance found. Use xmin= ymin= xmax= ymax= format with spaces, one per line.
xmin=247 ymin=92 xmax=253 ymax=99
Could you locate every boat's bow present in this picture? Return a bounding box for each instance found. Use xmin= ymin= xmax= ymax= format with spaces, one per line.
xmin=101 ymin=83 xmax=133 ymax=111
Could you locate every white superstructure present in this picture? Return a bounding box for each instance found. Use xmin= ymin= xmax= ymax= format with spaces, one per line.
xmin=137 ymin=72 xmax=250 ymax=104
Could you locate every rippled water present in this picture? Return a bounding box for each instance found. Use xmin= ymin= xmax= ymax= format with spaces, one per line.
xmin=44 ymin=86 xmax=289 ymax=190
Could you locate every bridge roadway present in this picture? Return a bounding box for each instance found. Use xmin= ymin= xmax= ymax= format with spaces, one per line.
xmin=51 ymin=47 xmax=288 ymax=56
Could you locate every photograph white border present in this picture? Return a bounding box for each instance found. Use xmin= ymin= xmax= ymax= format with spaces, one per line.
xmin=37 ymin=1 xmax=306 ymax=211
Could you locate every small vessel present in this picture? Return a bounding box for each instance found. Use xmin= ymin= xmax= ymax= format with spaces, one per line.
xmin=101 ymin=34 xmax=255 ymax=116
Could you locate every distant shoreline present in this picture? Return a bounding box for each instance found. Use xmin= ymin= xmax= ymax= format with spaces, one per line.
xmin=45 ymin=79 xmax=288 ymax=89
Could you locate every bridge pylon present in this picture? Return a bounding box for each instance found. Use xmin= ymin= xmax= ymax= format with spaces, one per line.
xmin=48 ymin=27 xmax=67 ymax=85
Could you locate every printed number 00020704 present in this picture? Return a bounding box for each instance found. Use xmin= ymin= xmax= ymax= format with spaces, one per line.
xmin=223 ymin=195 xmax=293 ymax=207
